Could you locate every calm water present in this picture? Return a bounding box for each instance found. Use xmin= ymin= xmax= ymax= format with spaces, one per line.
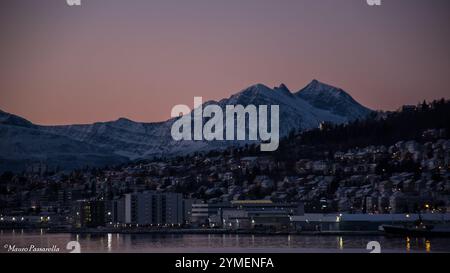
xmin=1 ymin=230 xmax=449 ymax=253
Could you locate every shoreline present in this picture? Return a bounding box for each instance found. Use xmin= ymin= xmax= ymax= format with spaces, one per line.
xmin=2 ymin=227 xmax=383 ymax=236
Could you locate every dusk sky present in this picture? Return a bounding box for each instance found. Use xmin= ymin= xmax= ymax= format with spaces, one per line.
xmin=0 ymin=0 xmax=449 ymax=125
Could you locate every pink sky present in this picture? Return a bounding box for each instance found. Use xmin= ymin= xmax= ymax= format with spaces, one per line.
xmin=0 ymin=0 xmax=449 ymax=125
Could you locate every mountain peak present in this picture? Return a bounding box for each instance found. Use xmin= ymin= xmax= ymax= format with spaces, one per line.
xmin=247 ymin=83 xmax=272 ymax=92
xmin=0 ymin=80 xmax=373 ymax=171
xmin=302 ymin=79 xmax=340 ymax=93
xmin=233 ymin=83 xmax=273 ymax=97
xmin=111 ymin=117 xmax=143 ymax=128
xmin=274 ymin=83 xmax=290 ymax=92
xmin=274 ymin=83 xmax=293 ymax=97
xmin=296 ymin=80 xmax=372 ymax=118
xmin=115 ymin=117 xmax=135 ymax=123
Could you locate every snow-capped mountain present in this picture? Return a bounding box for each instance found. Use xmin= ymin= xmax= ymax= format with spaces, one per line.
xmin=296 ymin=79 xmax=371 ymax=119
xmin=217 ymin=80 xmax=370 ymax=137
xmin=0 ymin=111 xmax=128 ymax=172
xmin=0 ymin=80 xmax=372 ymax=171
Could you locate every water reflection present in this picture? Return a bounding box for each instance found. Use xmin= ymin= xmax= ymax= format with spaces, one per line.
xmin=107 ymin=233 xmax=112 ymax=252
xmin=425 ymin=240 xmax=431 ymax=253
xmin=338 ymin=236 xmax=344 ymax=250
xmin=0 ymin=231 xmax=448 ymax=253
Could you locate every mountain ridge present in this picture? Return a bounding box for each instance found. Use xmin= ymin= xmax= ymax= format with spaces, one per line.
xmin=0 ymin=80 xmax=372 ymax=171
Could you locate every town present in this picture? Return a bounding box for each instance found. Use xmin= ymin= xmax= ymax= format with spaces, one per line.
xmin=1 ymin=101 xmax=449 ymax=233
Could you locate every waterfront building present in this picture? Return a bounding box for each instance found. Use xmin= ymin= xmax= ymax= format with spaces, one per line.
xmin=192 ymin=200 xmax=303 ymax=230
xmin=182 ymin=198 xmax=200 ymax=225
xmin=72 ymin=200 xmax=106 ymax=228
xmin=290 ymin=213 xmax=450 ymax=232
xmin=191 ymin=202 xmax=231 ymax=226
xmin=227 ymin=200 xmax=302 ymax=230
xmin=111 ymin=191 xmax=183 ymax=227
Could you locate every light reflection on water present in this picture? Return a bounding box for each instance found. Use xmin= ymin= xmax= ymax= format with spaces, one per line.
xmin=338 ymin=236 xmax=344 ymax=250
xmin=1 ymin=230 xmax=449 ymax=253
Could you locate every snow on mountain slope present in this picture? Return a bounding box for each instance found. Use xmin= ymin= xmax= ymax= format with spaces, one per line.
xmin=0 ymin=123 xmax=127 ymax=172
xmin=0 ymin=80 xmax=372 ymax=170
xmin=296 ymin=80 xmax=371 ymax=119
xmin=215 ymin=80 xmax=366 ymax=136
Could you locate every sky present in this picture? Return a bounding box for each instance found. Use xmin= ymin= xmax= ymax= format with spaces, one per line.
xmin=0 ymin=0 xmax=449 ymax=125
